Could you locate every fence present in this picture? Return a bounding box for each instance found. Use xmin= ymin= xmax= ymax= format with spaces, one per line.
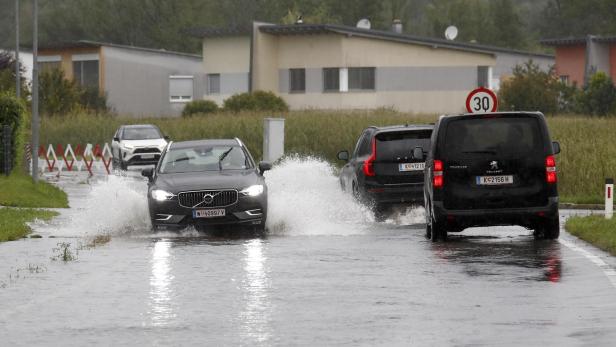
xmin=36 ymin=143 xmax=113 ymax=175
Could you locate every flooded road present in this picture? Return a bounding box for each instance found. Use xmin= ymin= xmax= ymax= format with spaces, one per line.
xmin=2 ymin=158 xmax=616 ymax=346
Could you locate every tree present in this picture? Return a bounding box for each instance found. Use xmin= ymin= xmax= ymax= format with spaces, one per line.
xmin=0 ymin=51 xmax=28 ymax=98
xmin=498 ymin=61 xmax=565 ymax=114
xmin=577 ymin=72 xmax=616 ymax=116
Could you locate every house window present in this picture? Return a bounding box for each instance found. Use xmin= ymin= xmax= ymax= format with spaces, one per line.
xmin=477 ymin=66 xmax=490 ymax=88
xmin=323 ymin=68 xmax=340 ymax=92
xmin=289 ymin=68 xmax=305 ymax=93
xmin=208 ymin=74 xmax=220 ymax=94
xmin=560 ymin=75 xmax=570 ymax=85
xmin=348 ymin=67 xmax=375 ymax=90
xmin=169 ymin=76 xmax=194 ymax=102
xmin=38 ymin=55 xmax=61 ymax=73
xmin=73 ymin=60 xmax=99 ymax=88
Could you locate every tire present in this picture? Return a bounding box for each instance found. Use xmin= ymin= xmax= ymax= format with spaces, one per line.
xmin=425 ymin=222 xmax=432 ymax=239
xmin=430 ymin=218 xmax=447 ymax=242
xmin=120 ymin=158 xmax=128 ymax=171
xmin=373 ymin=203 xmax=388 ymax=222
xmin=533 ymin=217 xmax=560 ymax=240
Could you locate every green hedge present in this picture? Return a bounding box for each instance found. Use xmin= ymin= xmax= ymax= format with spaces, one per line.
xmin=182 ymin=99 xmax=219 ymax=116
xmin=0 ymin=93 xmax=26 ymax=174
xmin=224 ymin=90 xmax=289 ymax=113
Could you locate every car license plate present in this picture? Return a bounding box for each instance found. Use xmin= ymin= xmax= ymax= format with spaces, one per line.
xmin=141 ymin=154 xmax=154 ymax=159
xmin=193 ymin=209 xmax=225 ymax=218
xmin=476 ymin=175 xmax=514 ymax=185
xmin=399 ymin=162 xmax=425 ymax=172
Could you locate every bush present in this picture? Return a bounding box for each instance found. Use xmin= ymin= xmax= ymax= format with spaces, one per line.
xmin=499 ymin=61 xmax=566 ymax=114
xmin=0 ymin=93 xmax=26 ymax=174
xmin=79 ymin=86 xmax=109 ymax=114
xmin=182 ymin=99 xmax=219 ymax=117
xmin=577 ymin=72 xmax=616 ymax=116
xmin=39 ymin=68 xmax=81 ymax=115
xmin=223 ymin=90 xmax=288 ymax=113
xmin=0 ymin=51 xmax=29 ymax=98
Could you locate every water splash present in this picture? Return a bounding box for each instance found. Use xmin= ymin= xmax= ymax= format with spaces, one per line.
xmin=264 ymin=156 xmax=374 ymax=236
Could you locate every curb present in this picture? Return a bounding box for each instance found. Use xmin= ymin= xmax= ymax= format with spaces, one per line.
xmin=560 ymin=203 xmax=604 ymax=210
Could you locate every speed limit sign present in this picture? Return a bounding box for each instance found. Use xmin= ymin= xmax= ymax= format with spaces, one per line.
xmin=465 ymin=87 xmax=498 ymax=114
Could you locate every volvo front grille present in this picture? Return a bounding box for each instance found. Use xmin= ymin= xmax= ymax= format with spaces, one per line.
xmin=178 ymin=190 xmax=238 ymax=208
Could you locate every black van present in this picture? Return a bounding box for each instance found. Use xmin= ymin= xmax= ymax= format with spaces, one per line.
xmin=422 ymin=112 xmax=560 ymax=241
xmin=338 ymin=124 xmax=434 ymax=219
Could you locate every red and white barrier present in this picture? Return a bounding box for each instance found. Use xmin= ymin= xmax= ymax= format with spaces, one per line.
xmin=37 ymin=143 xmax=113 ymax=175
xmin=607 ymin=178 xmax=614 ymax=220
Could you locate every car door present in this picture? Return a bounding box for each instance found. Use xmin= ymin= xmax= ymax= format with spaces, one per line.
xmin=340 ymin=130 xmax=370 ymax=193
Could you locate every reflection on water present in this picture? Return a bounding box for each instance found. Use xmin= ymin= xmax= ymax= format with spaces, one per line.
xmin=240 ymin=239 xmax=272 ymax=344
xmin=432 ymin=234 xmax=563 ymax=282
xmin=148 ymin=240 xmax=176 ymax=326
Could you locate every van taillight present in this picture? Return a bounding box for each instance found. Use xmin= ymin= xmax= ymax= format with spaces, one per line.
xmin=546 ymin=155 xmax=557 ymax=183
xmin=362 ymin=138 xmax=376 ymax=177
xmin=433 ymin=159 xmax=443 ymax=188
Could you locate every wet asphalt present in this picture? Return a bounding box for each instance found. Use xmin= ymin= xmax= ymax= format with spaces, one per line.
xmin=1 ymin=170 xmax=616 ymax=346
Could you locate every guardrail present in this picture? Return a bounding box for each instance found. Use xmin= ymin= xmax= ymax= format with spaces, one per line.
xmin=37 ymin=143 xmax=113 ymax=175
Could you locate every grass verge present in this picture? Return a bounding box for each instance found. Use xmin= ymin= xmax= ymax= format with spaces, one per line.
xmin=566 ymin=216 xmax=616 ymax=256
xmin=0 ymin=208 xmax=59 ymax=242
xmin=0 ymin=174 xmax=69 ymax=208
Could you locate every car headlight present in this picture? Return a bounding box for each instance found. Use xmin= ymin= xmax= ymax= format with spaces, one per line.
xmin=151 ymin=189 xmax=175 ymax=201
xmin=121 ymin=143 xmax=134 ymax=150
xmin=240 ymin=184 xmax=264 ymax=197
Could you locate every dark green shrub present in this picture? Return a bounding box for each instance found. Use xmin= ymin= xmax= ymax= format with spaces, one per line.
xmin=577 ymin=72 xmax=616 ymax=116
xmin=182 ymin=99 xmax=219 ymax=116
xmin=0 ymin=92 xmax=26 ymax=174
xmin=39 ymin=68 xmax=81 ymax=116
xmin=499 ymin=61 xmax=566 ymax=114
xmin=79 ymin=86 xmax=109 ymax=114
xmin=223 ymin=91 xmax=288 ymax=113
xmin=0 ymin=51 xmax=29 ymax=98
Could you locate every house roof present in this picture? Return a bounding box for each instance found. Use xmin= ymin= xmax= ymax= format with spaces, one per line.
xmin=541 ymin=35 xmax=616 ymax=46
xmin=38 ymin=40 xmax=201 ymax=59
xmin=188 ymin=22 xmax=552 ymax=58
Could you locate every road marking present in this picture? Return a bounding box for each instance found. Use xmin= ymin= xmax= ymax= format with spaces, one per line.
xmin=559 ymin=238 xmax=616 ymax=289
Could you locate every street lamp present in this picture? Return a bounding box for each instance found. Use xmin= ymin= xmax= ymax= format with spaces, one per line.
xmin=31 ymin=0 xmax=39 ymax=182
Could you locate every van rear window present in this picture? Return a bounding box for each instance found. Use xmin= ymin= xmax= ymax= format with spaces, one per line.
xmin=444 ymin=117 xmax=542 ymax=155
xmin=376 ymin=130 xmax=432 ymax=158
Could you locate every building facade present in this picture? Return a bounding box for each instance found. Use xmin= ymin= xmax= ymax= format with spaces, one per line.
xmin=542 ymin=35 xmax=616 ymax=86
xmin=38 ymin=41 xmax=205 ymax=117
xmin=193 ymin=22 xmax=553 ymax=113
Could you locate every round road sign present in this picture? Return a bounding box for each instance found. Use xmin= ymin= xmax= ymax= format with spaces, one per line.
xmin=465 ymin=87 xmax=498 ymax=114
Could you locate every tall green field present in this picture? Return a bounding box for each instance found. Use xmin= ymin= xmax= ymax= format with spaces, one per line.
xmin=40 ymin=111 xmax=615 ymax=204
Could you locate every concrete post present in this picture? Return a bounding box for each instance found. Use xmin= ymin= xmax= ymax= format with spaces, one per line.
xmin=263 ymin=118 xmax=284 ymax=163
xmin=606 ymin=178 xmax=614 ymax=220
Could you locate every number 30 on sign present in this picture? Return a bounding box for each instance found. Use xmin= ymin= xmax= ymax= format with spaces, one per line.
xmin=465 ymin=87 xmax=498 ymax=114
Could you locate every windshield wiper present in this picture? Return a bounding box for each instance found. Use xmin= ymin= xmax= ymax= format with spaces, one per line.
xmin=218 ymin=147 xmax=234 ymax=170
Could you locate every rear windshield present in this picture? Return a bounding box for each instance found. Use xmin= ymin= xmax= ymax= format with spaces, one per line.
xmin=444 ymin=117 xmax=542 ymax=156
xmin=122 ymin=127 xmax=162 ymax=140
xmin=376 ymin=130 xmax=432 ymax=159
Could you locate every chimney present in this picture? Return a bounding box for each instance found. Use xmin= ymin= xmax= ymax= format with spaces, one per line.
xmin=392 ymin=19 xmax=402 ymax=34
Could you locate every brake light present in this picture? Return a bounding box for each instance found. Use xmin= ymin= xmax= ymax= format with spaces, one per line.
xmin=433 ymin=159 xmax=443 ymax=188
xmin=362 ymin=138 xmax=376 ymax=177
xmin=546 ymin=155 xmax=557 ymax=183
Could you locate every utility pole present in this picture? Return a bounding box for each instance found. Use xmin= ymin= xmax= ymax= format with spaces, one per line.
xmin=31 ymin=0 xmax=39 ymax=182
xmin=15 ymin=0 xmax=20 ymax=98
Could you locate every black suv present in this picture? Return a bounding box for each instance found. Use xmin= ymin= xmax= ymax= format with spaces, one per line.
xmin=423 ymin=112 xmax=561 ymax=241
xmin=337 ymin=125 xmax=434 ymax=219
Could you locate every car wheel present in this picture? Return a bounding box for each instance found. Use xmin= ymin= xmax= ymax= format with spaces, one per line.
xmin=373 ymin=204 xmax=388 ymax=222
xmin=430 ymin=218 xmax=446 ymax=242
xmin=538 ymin=216 xmax=560 ymax=240
xmin=425 ymin=222 xmax=432 ymax=239
xmin=120 ymin=158 xmax=128 ymax=171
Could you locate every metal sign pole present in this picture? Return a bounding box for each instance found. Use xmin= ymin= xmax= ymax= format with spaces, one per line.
xmin=15 ymin=0 xmax=20 ymax=98
xmin=31 ymin=0 xmax=39 ymax=182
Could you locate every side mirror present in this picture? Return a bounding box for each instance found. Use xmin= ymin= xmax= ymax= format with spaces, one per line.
xmin=552 ymin=141 xmax=561 ymax=155
xmin=258 ymin=161 xmax=272 ymax=175
xmin=113 ymin=137 xmax=120 ymax=142
xmin=141 ymin=168 xmax=154 ymax=181
xmin=337 ymin=150 xmax=349 ymax=161
xmin=163 ymin=135 xmax=170 ymax=141
xmin=412 ymin=146 xmax=424 ymax=161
